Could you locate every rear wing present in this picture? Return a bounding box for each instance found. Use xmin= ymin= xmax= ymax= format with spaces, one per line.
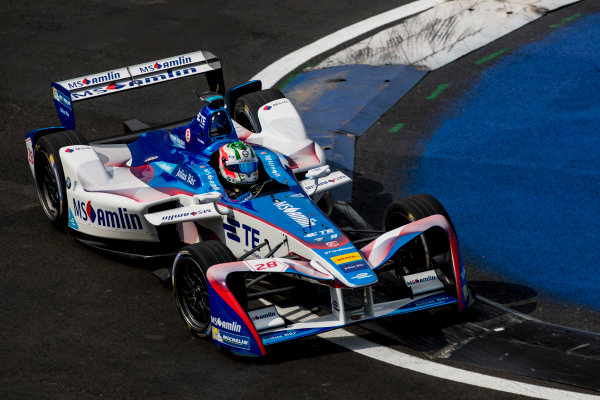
xmin=51 ymin=50 xmax=224 ymax=130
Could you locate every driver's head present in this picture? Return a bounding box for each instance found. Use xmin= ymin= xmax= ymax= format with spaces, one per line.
xmin=218 ymin=141 xmax=259 ymax=186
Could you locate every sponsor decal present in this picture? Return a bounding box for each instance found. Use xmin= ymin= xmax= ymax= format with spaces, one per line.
xmin=71 ymin=199 xmax=143 ymax=230
xmin=405 ymin=275 xmax=437 ymax=286
xmin=169 ymin=133 xmax=185 ymax=149
xmin=71 ymin=67 xmax=200 ymax=99
xmin=68 ymin=208 xmax=78 ymax=230
xmin=137 ymin=56 xmax=192 ymax=73
xmin=211 ymin=327 xmax=251 ymax=350
xmin=409 ymin=295 xmax=452 ymax=309
xmin=174 ymin=166 xmax=198 ymax=188
xmin=202 ymin=168 xmax=221 ymax=191
xmin=331 ymin=252 xmax=362 ymax=265
xmin=185 ymin=128 xmax=191 ymax=143
xmin=197 ymin=112 xmax=207 ymax=129
xmin=323 ymin=245 xmax=354 ymax=255
xmin=161 ymin=208 xmax=210 ymax=221
xmin=144 ymin=155 xmax=159 ymax=163
xmin=305 ymin=228 xmax=335 ymax=239
xmin=253 ymin=310 xmax=276 ymax=321
xmin=263 ymin=331 xmax=298 ymax=343
xmin=263 ymin=154 xmax=281 ymax=178
xmin=212 ymin=326 xmax=222 ymax=342
xmin=154 ymin=161 xmax=175 ymax=173
xmin=340 ymin=261 xmax=369 ymax=274
xmin=403 ymin=271 xmax=444 ymax=295
xmin=52 ymin=87 xmax=72 ymax=110
xmin=263 ymin=99 xmax=289 ymax=111
xmin=63 ymin=146 xmax=88 ymax=153
xmin=273 ymin=200 xmax=317 ymax=228
xmin=303 ymin=174 xmax=347 ymax=191
xmin=223 ymin=217 xmax=260 ymax=248
xmin=351 ymin=272 xmax=371 ymax=280
xmin=211 ymin=316 xmax=241 ymax=333
xmin=325 ymin=241 xmax=339 ymax=247
xmin=249 ymin=306 xmax=285 ymax=330
xmin=58 ymin=107 xmax=70 ymax=119
xmin=66 ymin=71 xmax=122 ymax=90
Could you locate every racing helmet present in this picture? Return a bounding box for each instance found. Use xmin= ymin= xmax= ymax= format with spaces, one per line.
xmin=218 ymin=141 xmax=259 ymax=186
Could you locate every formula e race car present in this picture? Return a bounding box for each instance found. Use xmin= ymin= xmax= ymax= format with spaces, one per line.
xmin=26 ymin=50 xmax=473 ymax=356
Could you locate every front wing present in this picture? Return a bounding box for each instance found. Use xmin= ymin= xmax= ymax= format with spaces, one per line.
xmin=205 ymin=215 xmax=469 ymax=356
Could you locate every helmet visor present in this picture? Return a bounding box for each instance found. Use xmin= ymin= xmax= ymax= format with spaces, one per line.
xmin=226 ymin=161 xmax=258 ymax=175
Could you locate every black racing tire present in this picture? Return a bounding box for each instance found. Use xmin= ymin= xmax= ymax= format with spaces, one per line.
xmin=383 ymin=194 xmax=456 ymax=274
xmin=172 ymin=241 xmax=236 ymax=337
xmin=233 ymin=88 xmax=286 ymax=133
xmin=33 ymin=130 xmax=87 ymax=230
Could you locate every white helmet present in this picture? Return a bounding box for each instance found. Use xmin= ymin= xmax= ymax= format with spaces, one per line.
xmin=218 ymin=141 xmax=259 ymax=186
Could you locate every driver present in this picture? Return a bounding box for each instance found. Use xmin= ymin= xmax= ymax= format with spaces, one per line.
xmin=218 ymin=141 xmax=259 ymax=199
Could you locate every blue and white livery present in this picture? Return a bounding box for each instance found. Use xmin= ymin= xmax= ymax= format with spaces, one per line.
xmin=25 ymin=50 xmax=473 ymax=357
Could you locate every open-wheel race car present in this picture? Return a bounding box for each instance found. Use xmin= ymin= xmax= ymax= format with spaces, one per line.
xmin=26 ymin=50 xmax=473 ymax=356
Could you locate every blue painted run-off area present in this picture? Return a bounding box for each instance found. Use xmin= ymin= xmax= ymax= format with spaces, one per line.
xmin=409 ymin=14 xmax=600 ymax=310
xmin=283 ymin=13 xmax=600 ymax=311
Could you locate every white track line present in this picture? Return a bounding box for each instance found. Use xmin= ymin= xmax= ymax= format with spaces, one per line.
xmin=319 ymin=329 xmax=600 ymax=400
xmin=250 ymin=0 xmax=444 ymax=88
xmin=252 ymin=0 xmax=579 ymax=88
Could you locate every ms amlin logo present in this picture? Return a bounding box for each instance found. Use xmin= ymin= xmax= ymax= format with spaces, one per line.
xmin=72 ymin=199 xmax=143 ymax=230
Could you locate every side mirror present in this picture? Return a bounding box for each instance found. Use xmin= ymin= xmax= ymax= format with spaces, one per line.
xmin=305 ymin=165 xmax=330 ymax=196
xmin=305 ymin=165 xmax=330 ymax=180
xmin=193 ymin=191 xmax=230 ymax=215
xmin=194 ymin=191 xmax=222 ymax=204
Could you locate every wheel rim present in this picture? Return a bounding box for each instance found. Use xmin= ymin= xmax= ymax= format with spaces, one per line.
xmin=35 ymin=151 xmax=62 ymax=221
xmin=175 ymin=256 xmax=210 ymax=332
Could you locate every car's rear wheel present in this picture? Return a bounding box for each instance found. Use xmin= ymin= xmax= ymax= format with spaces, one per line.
xmin=172 ymin=241 xmax=236 ymax=337
xmin=383 ymin=194 xmax=455 ymax=275
xmin=33 ymin=130 xmax=87 ymax=230
xmin=233 ymin=88 xmax=286 ymax=133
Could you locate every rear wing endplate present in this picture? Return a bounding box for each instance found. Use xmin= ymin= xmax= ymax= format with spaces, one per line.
xmin=51 ymin=50 xmax=224 ymax=130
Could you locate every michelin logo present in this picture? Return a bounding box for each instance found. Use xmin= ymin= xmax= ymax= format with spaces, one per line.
xmin=212 ymin=327 xmax=251 ymax=350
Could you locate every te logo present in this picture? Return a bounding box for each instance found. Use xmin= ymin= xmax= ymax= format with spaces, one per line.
xmin=223 ymin=217 xmax=260 ymax=248
xmin=197 ymin=113 xmax=207 ymax=128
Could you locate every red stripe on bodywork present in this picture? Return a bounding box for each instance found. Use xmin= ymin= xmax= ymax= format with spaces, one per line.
xmin=207 ymin=262 xmax=266 ymax=356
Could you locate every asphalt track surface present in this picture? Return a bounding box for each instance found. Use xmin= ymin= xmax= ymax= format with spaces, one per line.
xmin=1 ymin=1 xmax=599 ymax=399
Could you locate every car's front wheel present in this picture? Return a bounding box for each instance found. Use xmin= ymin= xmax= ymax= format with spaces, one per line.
xmin=172 ymin=241 xmax=236 ymax=337
xmin=383 ymin=194 xmax=455 ymax=275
